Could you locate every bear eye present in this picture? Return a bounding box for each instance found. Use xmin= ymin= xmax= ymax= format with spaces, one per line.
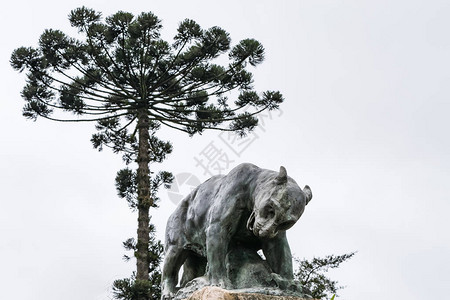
xmin=262 ymin=205 xmax=275 ymax=219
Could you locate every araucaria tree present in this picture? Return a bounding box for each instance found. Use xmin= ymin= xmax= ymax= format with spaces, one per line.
xmin=11 ymin=6 xmax=284 ymax=291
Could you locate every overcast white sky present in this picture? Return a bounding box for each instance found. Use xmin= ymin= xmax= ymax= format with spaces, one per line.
xmin=1 ymin=1 xmax=450 ymax=299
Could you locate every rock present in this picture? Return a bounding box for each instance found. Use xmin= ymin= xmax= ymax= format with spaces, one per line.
xmin=185 ymin=287 xmax=314 ymax=300
xmin=172 ymin=248 xmax=307 ymax=300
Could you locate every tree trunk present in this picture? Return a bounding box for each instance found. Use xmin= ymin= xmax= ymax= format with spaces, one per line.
xmin=136 ymin=110 xmax=152 ymax=281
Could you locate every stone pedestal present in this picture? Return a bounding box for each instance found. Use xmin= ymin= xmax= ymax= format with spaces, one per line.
xmin=184 ymin=287 xmax=313 ymax=300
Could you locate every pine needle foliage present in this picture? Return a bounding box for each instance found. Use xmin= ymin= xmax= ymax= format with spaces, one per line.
xmin=113 ymin=223 xmax=163 ymax=300
xmin=10 ymin=6 xmax=283 ymax=133
xmin=294 ymin=252 xmax=355 ymax=299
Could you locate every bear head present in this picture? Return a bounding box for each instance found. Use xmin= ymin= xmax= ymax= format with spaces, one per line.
xmin=247 ymin=166 xmax=312 ymax=239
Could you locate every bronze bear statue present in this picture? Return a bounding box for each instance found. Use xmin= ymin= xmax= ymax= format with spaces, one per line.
xmin=161 ymin=163 xmax=312 ymax=299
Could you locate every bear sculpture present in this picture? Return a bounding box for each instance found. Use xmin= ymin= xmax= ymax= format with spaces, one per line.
xmin=161 ymin=163 xmax=312 ymax=299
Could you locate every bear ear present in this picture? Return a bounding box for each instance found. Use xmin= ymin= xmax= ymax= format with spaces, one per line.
xmin=275 ymin=166 xmax=288 ymax=185
xmin=303 ymin=185 xmax=312 ymax=205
